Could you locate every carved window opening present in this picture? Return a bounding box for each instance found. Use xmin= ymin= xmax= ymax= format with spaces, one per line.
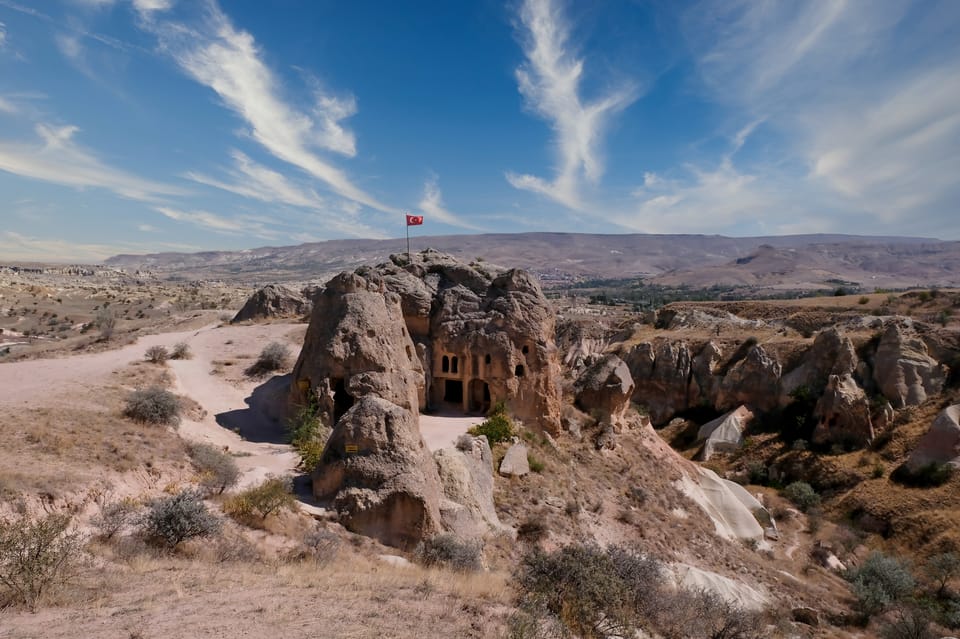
xmin=442 ymin=355 xmax=449 ymax=373
xmin=515 ymin=364 xmax=525 ymax=377
xmin=484 ymin=354 xmax=491 ymax=365
xmin=522 ymin=345 xmax=529 ymax=355
xmin=472 ymin=356 xmax=479 ymax=376
xmin=452 ymin=356 xmax=459 ymax=374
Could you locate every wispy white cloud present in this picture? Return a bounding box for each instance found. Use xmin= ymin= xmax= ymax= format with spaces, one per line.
xmin=507 ymin=0 xmax=637 ymax=210
xmin=418 ymin=175 xmax=482 ymax=230
xmin=139 ymin=2 xmax=391 ymax=213
xmin=154 ymin=206 xmax=281 ymax=239
xmin=185 ymin=149 xmax=326 ymax=210
xmin=0 ymin=21 xmax=7 ymax=49
xmin=137 ymin=223 xmax=159 ymax=232
xmin=132 ymin=0 xmax=173 ymax=15
xmin=0 ymin=231 xmax=199 ymax=262
xmin=0 ymin=123 xmax=185 ymax=201
xmin=0 ymin=96 xmax=16 ymax=114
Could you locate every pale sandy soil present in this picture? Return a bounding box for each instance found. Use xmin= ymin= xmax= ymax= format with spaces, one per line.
xmin=420 ymin=412 xmax=481 ymax=452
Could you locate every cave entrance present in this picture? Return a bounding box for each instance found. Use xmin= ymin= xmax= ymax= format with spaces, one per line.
xmin=443 ymin=379 xmax=464 ymax=404
xmin=468 ymin=379 xmax=491 ymax=414
xmin=333 ymin=378 xmax=354 ymax=423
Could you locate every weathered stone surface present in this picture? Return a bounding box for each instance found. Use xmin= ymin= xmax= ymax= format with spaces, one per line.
xmin=792 ymin=607 xmax=820 ymax=627
xmin=499 ymin=442 xmax=530 ymax=477
xmin=873 ymin=324 xmax=948 ymax=407
xmin=780 ymin=328 xmax=858 ymax=404
xmin=812 ymin=374 xmax=873 ymax=447
xmin=434 ymin=435 xmax=508 ymax=538
xmin=689 ymin=341 xmax=724 ymax=408
xmin=573 ymin=354 xmax=635 ymax=430
xmin=716 ymin=345 xmax=782 ymax=413
xmin=697 ymin=405 xmax=753 ymax=461
xmin=232 ymin=284 xmax=311 ymax=323
xmin=290 ymin=271 xmax=424 ymax=424
xmin=625 ymin=339 xmax=693 ymax=425
xmin=905 ymin=405 xmax=960 ymax=472
xmin=312 ymin=396 xmax=442 ymax=549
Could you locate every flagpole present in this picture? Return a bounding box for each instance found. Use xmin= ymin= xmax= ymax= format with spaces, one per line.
xmin=406 ymin=215 xmax=410 ymax=263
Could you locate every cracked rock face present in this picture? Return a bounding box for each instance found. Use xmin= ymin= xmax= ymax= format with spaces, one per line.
xmin=873 ymin=324 xmax=948 ymax=408
xmin=905 ymin=404 xmax=960 ymax=472
xmin=812 ymin=374 xmax=874 ymax=448
xmin=573 ymin=354 xmax=635 ymax=430
xmin=231 ymin=284 xmax=311 ymax=323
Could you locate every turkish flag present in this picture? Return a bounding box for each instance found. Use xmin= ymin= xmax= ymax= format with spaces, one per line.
xmin=406 ymin=214 xmax=423 ymax=226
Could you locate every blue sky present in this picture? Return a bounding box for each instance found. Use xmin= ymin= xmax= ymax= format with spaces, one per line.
xmin=0 ymin=0 xmax=958 ymax=261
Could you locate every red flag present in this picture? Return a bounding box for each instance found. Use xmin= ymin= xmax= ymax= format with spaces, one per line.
xmin=406 ymin=214 xmax=423 ymax=226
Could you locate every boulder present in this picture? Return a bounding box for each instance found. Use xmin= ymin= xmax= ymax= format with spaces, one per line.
xmin=780 ymin=328 xmax=858 ymax=404
xmin=905 ymin=405 xmax=960 ymax=472
xmin=232 ymin=284 xmax=311 ymax=323
xmin=312 ymin=396 xmax=442 ymax=549
xmin=792 ymin=608 xmax=820 ymax=627
xmin=434 ymin=435 xmax=509 ymax=538
xmin=697 ymin=406 xmax=753 ymax=461
xmin=812 ymin=374 xmax=873 ymax=447
xmin=573 ymin=354 xmax=635 ymax=430
xmin=290 ymin=271 xmax=425 ymax=424
xmin=716 ymin=344 xmax=782 ymax=413
xmin=873 ymin=324 xmax=948 ymax=407
xmin=499 ymin=442 xmax=530 ymax=477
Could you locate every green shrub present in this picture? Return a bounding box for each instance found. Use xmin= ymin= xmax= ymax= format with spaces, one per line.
xmin=924 ymin=552 xmax=960 ymax=597
xmin=528 ymin=455 xmax=545 ymax=473
xmin=415 ymin=533 xmax=482 ymax=572
xmin=187 ymin=443 xmax=240 ymax=495
xmin=892 ymin=461 xmax=954 ymax=487
xmin=468 ymin=402 xmax=514 ymax=445
xmin=287 ymin=403 xmax=330 ymax=472
xmin=0 ymin=513 xmax=84 ymax=611
xmin=846 ymin=552 xmax=915 ymax=616
xmin=223 ymin=476 xmax=297 ymax=524
xmin=144 ymin=345 xmax=169 ymax=363
xmin=246 ymin=341 xmax=290 ymax=376
xmin=141 ymin=489 xmax=221 ymax=549
xmin=123 ymin=386 xmax=181 ymax=426
xmin=859 ymin=296 xmax=870 ymax=305
xmin=782 ymin=481 xmax=821 ymax=512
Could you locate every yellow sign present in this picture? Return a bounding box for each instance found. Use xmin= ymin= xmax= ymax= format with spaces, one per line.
xmin=345 ymin=444 xmax=359 ymax=454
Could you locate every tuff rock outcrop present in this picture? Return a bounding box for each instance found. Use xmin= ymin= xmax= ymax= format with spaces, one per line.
xmin=812 ymin=374 xmax=874 ymax=447
xmin=873 ymin=324 xmax=948 ymax=408
xmin=697 ymin=405 xmax=753 ymax=461
xmin=499 ymin=442 xmax=530 ymax=477
xmin=716 ymin=345 xmax=782 ymax=413
xmin=905 ymin=404 xmax=960 ymax=472
xmin=780 ymin=328 xmax=858 ymax=404
xmin=625 ymin=339 xmax=693 ymax=425
xmin=232 ymin=284 xmax=312 ymax=323
xmin=573 ymin=354 xmax=635 ymax=430
xmin=434 ymin=435 xmax=509 ymax=539
xmin=312 ymin=396 xmax=443 ymax=549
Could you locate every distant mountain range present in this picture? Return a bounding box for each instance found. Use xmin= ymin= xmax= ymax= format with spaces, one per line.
xmin=105 ymin=232 xmax=960 ymax=291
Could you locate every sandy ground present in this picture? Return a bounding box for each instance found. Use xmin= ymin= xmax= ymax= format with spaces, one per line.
xmin=420 ymin=412 xmax=481 ymax=452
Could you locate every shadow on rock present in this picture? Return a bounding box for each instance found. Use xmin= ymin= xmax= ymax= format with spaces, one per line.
xmin=216 ymin=374 xmax=291 ymax=444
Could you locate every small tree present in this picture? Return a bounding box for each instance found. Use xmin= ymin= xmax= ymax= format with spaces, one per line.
xmin=95 ymin=307 xmax=116 ymax=340
xmin=847 ymin=552 xmax=916 ymax=616
xmin=246 ymin=342 xmax=290 ymax=376
xmin=141 ymin=489 xmax=221 ymax=549
xmin=0 ymin=513 xmax=84 ymax=611
xmin=91 ymin=499 xmax=139 ymax=540
xmin=924 ymin=552 xmax=960 ymax=598
xmin=170 ymin=342 xmax=192 ymax=360
xmin=287 ymin=403 xmax=330 ymax=472
xmin=187 ymin=443 xmax=240 ymax=495
xmin=223 ymin=476 xmax=297 ymax=525
xmin=144 ymin=345 xmax=169 ymax=364
xmin=124 ymin=386 xmax=181 ymax=426
xmin=468 ymin=401 xmax=514 ymax=445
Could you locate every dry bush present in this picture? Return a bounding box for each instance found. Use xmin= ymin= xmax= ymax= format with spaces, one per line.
xmin=144 ymin=345 xmax=169 ymax=364
xmin=140 ymin=489 xmax=221 ymax=549
xmin=0 ymin=513 xmax=84 ymax=611
xmin=92 ymin=499 xmax=140 ymax=540
xmin=223 ymin=476 xmax=297 ymax=525
xmin=170 ymin=341 xmax=192 ymax=360
xmin=123 ymin=386 xmax=181 ymax=426
xmin=187 ymin=442 xmax=240 ymax=495
xmin=245 ymin=341 xmax=290 ymax=377
xmin=415 ymin=534 xmax=483 ymax=572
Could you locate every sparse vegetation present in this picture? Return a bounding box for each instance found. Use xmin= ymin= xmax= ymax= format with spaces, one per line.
xmin=141 ymin=489 xmax=222 ymax=549
xmin=91 ymin=499 xmax=139 ymax=540
xmin=892 ymin=461 xmax=954 ymax=487
xmin=287 ymin=402 xmax=330 ymax=472
xmin=170 ymin=341 xmax=192 ymax=360
xmin=846 ymin=551 xmax=915 ymax=617
xmin=187 ymin=442 xmax=240 ymax=495
xmin=123 ymin=386 xmax=181 ymax=426
xmin=95 ymin=307 xmax=116 ymax=340
xmin=782 ymin=481 xmax=820 ymax=512
xmin=0 ymin=513 xmax=84 ymax=611
xmin=246 ymin=341 xmax=290 ymax=376
xmin=223 ymin=476 xmax=297 ymax=525
xmin=144 ymin=345 xmax=169 ymax=363
xmin=468 ymin=401 xmax=514 ymax=445
xmin=414 ymin=533 xmax=482 ymax=572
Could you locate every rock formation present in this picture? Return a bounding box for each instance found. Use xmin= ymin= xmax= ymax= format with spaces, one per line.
xmin=434 ymin=435 xmax=508 ymax=539
xmin=232 ymin=284 xmax=311 ymax=323
xmin=312 ymin=396 xmax=443 ymax=549
xmin=873 ymin=324 xmax=948 ymax=407
xmin=812 ymin=374 xmax=874 ymax=447
xmin=779 ymin=328 xmax=858 ymax=404
xmin=573 ymin=354 xmax=635 ymax=430
xmin=905 ymin=404 xmax=960 ymax=472
xmin=716 ymin=345 xmax=782 ymax=413
xmin=625 ymin=339 xmax=693 ymax=425
xmin=697 ymin=406 xmax=753 ymax=461
xmin=499 ymin=441 xmax=530 ymax=477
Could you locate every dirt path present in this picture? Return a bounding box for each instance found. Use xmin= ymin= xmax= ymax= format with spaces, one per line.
xmin=420 ymin=413 xmax=482 ymax=452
